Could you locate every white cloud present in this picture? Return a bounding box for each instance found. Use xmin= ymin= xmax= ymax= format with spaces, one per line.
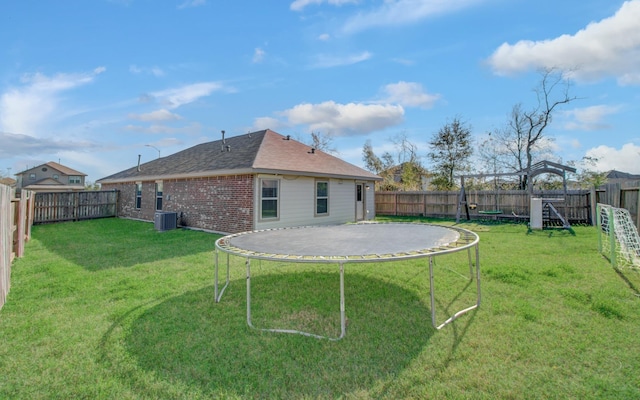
xmin=251 ymin=116 xmax=286 ymax=132
xmin=0 ymin=131 xmax=98 ymax=158
xmin=341 ymin=0 xmax=485 ymax=33
xmin=380 ymin=81 xmax=440 ymax=109
xmin=150 ymin=82 xmax=224 ymax=109
xmin=318 ymin=33 xmax=330 ymax=41
xmin=253 ymin=48 xmax=266 ymax=63
xmin=585 ymin=143 xmax=640 ymax=174
xmin=281 ymin=101 xmax=404 ymax=136
xmin=128 ymin=109 xmax=183 ymax=122
xmin=487 ymin=1 xmax=640 ymax=85
xmin=130 ymin=64 xmax=165 ymax=77
xmin=310 ymin=51 xmax=372 ymax=68
xmin=290 ymin=0 xmax=357 ymax=12
xmin=563 ymin=105 xmax=621 ymax=131
xmin=0 ymin=67 xmax=105 ymax=136
xmin=177 ymin=0 xmax=206 ymax=9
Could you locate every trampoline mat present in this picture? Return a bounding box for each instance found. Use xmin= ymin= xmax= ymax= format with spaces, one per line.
xmin=225 ymin=223 xmax=460 ymax=258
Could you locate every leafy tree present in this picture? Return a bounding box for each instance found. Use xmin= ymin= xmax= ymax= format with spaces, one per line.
xmin=427 ymin=117 xmax=473 ymax=190
xmin=84 ymin=181 xmax=101 ymax=191
xmin=571 ymin=156 xmax=608 ymax=189
xmin=362 ymin=135 xmax=427 ymax=191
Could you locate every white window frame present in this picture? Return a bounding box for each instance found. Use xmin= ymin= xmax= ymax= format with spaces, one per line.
xmin=155 ymin=181 xmax=163 ymax=211
xmin=259 ymin=178 xmax=280 ymax=221
xmin=315 ymin=179 xmax=329 ymax=216
xmin=135 ymin=182 xmax=142 ymax=209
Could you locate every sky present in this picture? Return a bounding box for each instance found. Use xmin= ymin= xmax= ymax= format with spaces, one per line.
xmin=1 ymin=0 xmax=639 ymax=184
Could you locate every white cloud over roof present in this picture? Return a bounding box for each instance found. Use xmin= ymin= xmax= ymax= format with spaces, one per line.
xmin=281 ymin=101 xmax=404 ymax=136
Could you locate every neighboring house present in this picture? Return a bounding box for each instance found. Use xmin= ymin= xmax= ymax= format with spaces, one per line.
xmin=15 ymin=162 xmax=87 ymax=192
xmin=604 ymin=170 xmax=640 ymax=187
xmin=97 ymin=129 xmax=381 ymax=234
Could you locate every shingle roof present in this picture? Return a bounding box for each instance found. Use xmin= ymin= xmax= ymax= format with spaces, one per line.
xmin=97 ymin=129 xmax=381 ymax=183
xmin=16 ymin=161 xmax=86 ymax=176
xmin=606 ymin=170 xmax=640 ymax=179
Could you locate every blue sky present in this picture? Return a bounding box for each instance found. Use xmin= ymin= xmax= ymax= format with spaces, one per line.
xmin=1 ymin=0 xmax=639 ymax=183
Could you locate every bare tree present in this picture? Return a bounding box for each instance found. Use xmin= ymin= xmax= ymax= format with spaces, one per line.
xmin=487 ymin=68 xmax=578 ymax=189
xmin=427 ymin=117 xmax=473 ymax=190
xmin=308 ymin=131 xmax=337 ymax=154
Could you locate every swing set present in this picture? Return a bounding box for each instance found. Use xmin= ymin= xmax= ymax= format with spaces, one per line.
xmin=455 ymin=160 xmax=577 ymax=227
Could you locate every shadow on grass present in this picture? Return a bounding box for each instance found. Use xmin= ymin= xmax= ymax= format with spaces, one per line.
xmin=113 ymin=272 xmax=434 ymax=398
xmin=34 ymin=218 xmax=219 ymax=271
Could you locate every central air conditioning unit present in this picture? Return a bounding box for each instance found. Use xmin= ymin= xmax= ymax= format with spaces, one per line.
xmin=154 ymin=211 xmax=178 ymax=231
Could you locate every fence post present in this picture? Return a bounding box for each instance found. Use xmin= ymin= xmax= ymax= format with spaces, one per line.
xmin=16 ymin=190 xmax=28 ymax=258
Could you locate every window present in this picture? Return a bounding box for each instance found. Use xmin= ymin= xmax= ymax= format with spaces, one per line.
xmin=316 ymin=180 xmax=329 ymax=215
xmin=135 ymin=183 xmax=142 ymax=209
xmin=69 ymin=176 xmax=81 ymax=184
xmin=29 ymin=173 xmax=36 ymax=180
xmin=53 ymin=174 xmax=59 ymax=180
xmin=155 ymin=182 xmax=163 ymax=211
xmin=260 ymin=179 xmax=279 ymax=219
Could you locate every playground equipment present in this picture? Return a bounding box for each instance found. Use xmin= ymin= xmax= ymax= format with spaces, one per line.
xmin=456 ymin=160 xmax=576 ymax=229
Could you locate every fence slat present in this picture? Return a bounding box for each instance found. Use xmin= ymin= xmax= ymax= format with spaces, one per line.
xmin=33 ymin=190 xmax=118 ymax=224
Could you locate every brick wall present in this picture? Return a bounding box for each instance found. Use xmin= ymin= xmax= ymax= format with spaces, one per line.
xmin=102 ymin=174 xmax=254 ymax=233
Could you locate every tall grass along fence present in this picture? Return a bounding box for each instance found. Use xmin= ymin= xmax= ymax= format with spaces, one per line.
xmin=34 ymin=190 xmax=118 ymax=224
xmin=1 ymin=184 xmax=35 ymax=310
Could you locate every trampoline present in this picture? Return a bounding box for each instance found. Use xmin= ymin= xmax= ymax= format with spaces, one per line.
xmin=215 ymin=222 xmax=480 ymax=340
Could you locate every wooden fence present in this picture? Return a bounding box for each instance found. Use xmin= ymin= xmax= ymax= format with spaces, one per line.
xmin=1 ymin=185 xmax=35 ymax=310
xmin=376 ymin=186 xmax=640 ymax=230
xmin=34 ymin=190 xmax=118 ymax=224
xmin=595 ymin=183 xmax=640 ymax=230
xmin=376 ymin=189 xmax=593 ymax=224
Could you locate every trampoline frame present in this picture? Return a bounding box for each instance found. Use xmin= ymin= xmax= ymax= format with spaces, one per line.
xmin=214 ymin=222 xmax=480 ymax=340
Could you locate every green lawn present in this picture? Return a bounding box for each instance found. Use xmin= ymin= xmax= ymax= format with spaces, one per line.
xmin=0 ymin=217 xmax=639 ymax=399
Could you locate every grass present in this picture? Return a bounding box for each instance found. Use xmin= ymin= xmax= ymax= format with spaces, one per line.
xmin=1 ymin=217 xmax=639 ymax=399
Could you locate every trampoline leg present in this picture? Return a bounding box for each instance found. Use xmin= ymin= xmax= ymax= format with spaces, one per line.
xmin=245 ymin=260 xmax=346 ymax=341
xmin=429 ymin=256 xmax=437 ymax=328
xmin=214 ymin=249 xmax=230 ymax=303
xmin=432 ymin=243 xmax=481 ymax=330
xmin=338 ymin=262 xmax=346 ymax=340
xmin=475 ymin=244 xmax=482 ymax=307
xmin=246 ymin=257 xmax=254 ymax=329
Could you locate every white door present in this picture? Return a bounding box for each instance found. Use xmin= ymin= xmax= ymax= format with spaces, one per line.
xmin=356 ymin=183 xmax=364 ymax=220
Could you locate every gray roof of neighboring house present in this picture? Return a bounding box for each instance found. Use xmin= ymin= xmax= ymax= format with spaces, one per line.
xmin=606 ymin=170 xmax=640 ymax=179
xmin=97 ymin=129 xmax=381 ymax=183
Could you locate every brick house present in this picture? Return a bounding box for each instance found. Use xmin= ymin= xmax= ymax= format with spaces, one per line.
xmin=97 ymin=129 xmax=381 ymax=234
xmin=15 ymin=162 xmax=87 ymax=192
